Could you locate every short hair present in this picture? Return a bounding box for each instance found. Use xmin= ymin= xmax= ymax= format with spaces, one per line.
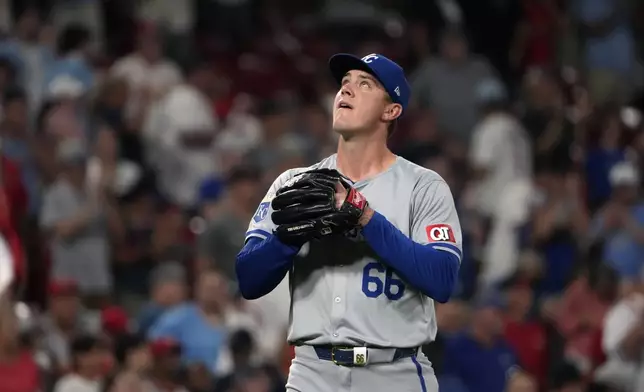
xmin=57 ymin=24 xmax=91 ymax=56
xmin=0 ymin=58 xmax=16 ymax=77
xmin=71 ymin=335 xmax=102 ymax=357
xmin=182 ymin=57 xmax=210 ymax=77
xmin=226 ymin=165 xmax=261 ymax=187
xmin=230 ymin=329 xmax=254 ymax=353
xmin=2 ymin=87 xmax=27 ymax=106
xmin=113 ymin=333 xmax=146 ymax=365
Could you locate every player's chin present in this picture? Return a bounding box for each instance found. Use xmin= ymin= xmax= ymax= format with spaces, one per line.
xmin=332 ymin=120 xmax=362 ymax=136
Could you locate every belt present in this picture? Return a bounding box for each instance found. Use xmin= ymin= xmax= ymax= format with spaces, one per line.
xmin=312 ymin=345 xmax=419 ymax=366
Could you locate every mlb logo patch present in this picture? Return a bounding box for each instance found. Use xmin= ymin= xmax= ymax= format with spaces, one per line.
xmin=425 ymin=224 xmax=455 ymax=243
xmin=253 ymin=202 xmax=270 ymax=223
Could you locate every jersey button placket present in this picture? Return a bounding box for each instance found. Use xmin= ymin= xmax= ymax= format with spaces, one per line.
xmin=330 ymin=270 xmax=348 ymax=343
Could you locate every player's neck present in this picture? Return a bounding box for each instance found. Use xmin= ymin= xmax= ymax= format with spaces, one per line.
xmin=336 ymin=137 xmax=396 ymax=182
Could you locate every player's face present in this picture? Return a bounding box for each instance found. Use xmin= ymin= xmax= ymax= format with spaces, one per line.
xmin=332 ymin=70 xmax=392 ymax=135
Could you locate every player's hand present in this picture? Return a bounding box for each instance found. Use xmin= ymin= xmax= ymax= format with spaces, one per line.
xmin=334 ymin=182 xmax=347 ymax=209
xmin=271 ymin=169 xmax=369 ymax=246
xmin=335 ymin=181 xmax=374 ymax=226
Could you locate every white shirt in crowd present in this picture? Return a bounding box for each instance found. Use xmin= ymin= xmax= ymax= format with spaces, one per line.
xmin=54 ymin=374 xmax=102 ymax=392
xmin=481 ymin=178 xmax=536 ymax=287
xmin=598 ymin=292 xmax=644 ymax=391
xmin=469 ymin=112 xmax=532 ymax=218
xmin=143 ymin=83 xmax=219 ymax=208
xmin=110 ymin=53 xmax=183 ymax=120
xmin=0 ymin=232 xmax=14 ymax=295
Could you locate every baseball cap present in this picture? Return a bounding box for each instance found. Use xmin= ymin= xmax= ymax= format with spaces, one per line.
xmin=329 ymin=53 xmax=411 ymax=112
xmin=101 ymin=305 xmax=129 ymax=335
xmin=609 ymin=161 xmax=639 ymax=187
xmin=48 ymin=279 xmax=79 ymax=296
xmin=475 ymin=78 xmax=507 ymax=104
xmin=149 ymin=337 xmax=182 ymax=357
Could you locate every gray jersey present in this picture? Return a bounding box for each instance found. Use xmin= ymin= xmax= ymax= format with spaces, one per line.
xmin=246 ymin=155 xmax=462 ymax=348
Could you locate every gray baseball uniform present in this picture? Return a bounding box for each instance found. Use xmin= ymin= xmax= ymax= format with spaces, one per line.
xmin=246 ymin=154 xmax=462 ymax=392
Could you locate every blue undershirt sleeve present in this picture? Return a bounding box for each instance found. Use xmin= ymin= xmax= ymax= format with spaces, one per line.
xmin=235 ymin=236 xmax=299 ymax=300
xmin=362 ymin=212 xmax=460 ymax=302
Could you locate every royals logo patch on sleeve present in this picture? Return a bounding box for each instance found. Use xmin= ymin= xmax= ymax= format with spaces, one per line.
xmin=425 ymin=224 xmax=455 ymax=243
xmin=253 ymin=202 xmax=270 ymax=223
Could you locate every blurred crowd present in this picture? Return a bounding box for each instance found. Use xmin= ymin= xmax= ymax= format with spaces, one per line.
xmin=1 ymin=0 xmax=644 ymax=391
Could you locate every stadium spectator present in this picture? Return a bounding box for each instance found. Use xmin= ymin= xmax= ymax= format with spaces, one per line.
xmin=53 ymin=335 xmax=108 ymax=392
xmin=45 ymin=24 xmax=94 ymax=98
xmin=109 ymin=22 xmax=182 ymax=125
xmin=0 ymin=87 xmax=40 ymax=216
xmin=0 ymin=292 xmax=40 ymax=392
xmin=144 ymin=337 xmax=188 ymax=392
xmin=0 ymin=7 xmax=53 ymax=113
xmin=196 ymin=165 xmax=261 ymax=281
xmin=503 ymin=280 xmax=548 ymax=387
xmin=143 ymin=59 xmax=219 ymax=209
xmin=40 ymin=139 xmax=113 ymax=303
xmin=109 ymin=333 xmax=151 ymax=392
xmin=506 ymin=370 xmax=538 ymax=392
xmin=592 ymin=161 xmax=644 ymax=280
xmin=411 ymin=27 xmax=496 ymax=142
xmin=529 ymin=164 xmax=588 ymax=296
xmin=441 ymin=290 xmax=518 ymax=392
xmin=40 ymin=280 xmax=100 ymax=374
xmin=137 ymin=262 xmax=188 ymax=334
xmin=548 ymin=360 xmax=585 ymax=392
xmin=600 ymin=275 xmax=644 ymax=390
xmin=573 ymin=0 xmax=637 ymax=103
xmin=556 ymin=265 xmax=617 ymax=373
xmin=583 ymin=105 xmax=631 ymax=210
xmin=148 ymin=269 xmax=231 ymax=374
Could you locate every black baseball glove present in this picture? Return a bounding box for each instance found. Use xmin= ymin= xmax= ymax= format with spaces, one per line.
xmin=271 ymin=168 xmax=369 ymax=246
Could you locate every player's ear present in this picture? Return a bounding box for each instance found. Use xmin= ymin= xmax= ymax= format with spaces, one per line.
xmin=382 ymin=102 xmax=402 ymax=123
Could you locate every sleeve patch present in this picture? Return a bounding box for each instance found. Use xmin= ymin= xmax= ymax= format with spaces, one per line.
xmin=253 ymin=202 xmax=270 ymax=223
xmin=425 ymin=224 xmax=455 ymax=243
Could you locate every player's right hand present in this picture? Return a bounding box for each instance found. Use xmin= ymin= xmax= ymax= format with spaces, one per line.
xmin=270 ymin=169 xmax=367 ymax=246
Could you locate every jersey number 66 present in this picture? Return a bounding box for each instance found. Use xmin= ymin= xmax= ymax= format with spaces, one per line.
xmin=361 ymin=262 xmax=406 ymax=301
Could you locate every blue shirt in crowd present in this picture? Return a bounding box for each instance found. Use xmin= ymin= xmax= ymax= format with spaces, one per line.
xmin=573 ymin=0 xmax=635 ymax=73
xmin=148 ymin=303 xmax=226 ymax=373
xmin=441 ymin=332 xmax=518 ymax=392
xmin=598 ymin=203 xmax=644 ymax=278
xmin=584 ymin=148 xmax=626 ymax=207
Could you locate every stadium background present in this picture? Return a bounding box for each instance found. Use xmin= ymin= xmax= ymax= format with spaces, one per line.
xmin=1 ymin=0 xmax=644 ymax=391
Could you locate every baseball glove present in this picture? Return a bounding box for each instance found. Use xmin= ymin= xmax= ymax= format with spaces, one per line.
xmin=271 ymin=169 xmax=369 ymax=246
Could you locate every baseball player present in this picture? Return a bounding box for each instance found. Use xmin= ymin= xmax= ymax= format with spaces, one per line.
xmin=236 ymin=53 xmax=462 ymax=392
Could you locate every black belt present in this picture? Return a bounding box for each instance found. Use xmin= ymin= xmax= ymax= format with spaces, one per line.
xmin=312 ymin=345 xmax=419 ymax=366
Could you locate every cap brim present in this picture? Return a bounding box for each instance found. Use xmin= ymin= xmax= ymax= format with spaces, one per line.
xmin=329 ymin=53 xmax=381 ymax=86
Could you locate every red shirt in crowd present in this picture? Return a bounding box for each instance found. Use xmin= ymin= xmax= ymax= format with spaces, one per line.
xmin=556 ymin=278 xmax=611 ymax=366
xmin=521 ymin=0 xmax=558 ymax=68
xmin=0 ymin=351 xmax=41 ymax=392
xmin=504 ymin=319 xmax=548 ymax=387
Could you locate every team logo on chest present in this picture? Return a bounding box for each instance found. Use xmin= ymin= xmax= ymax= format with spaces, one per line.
xmin=253 ymin=202 xmax=270 ymax=223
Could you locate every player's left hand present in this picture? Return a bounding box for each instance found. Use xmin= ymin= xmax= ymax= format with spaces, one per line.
xmin=271 ymin=169 xmax=369 ymax=246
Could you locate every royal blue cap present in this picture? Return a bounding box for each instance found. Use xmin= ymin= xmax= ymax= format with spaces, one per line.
xmin=329 ymin=53 xmax=411 ymax=112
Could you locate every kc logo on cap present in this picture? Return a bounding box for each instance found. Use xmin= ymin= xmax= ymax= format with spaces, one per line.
xmin=361 ymin=54 xmax=379 ymax=63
